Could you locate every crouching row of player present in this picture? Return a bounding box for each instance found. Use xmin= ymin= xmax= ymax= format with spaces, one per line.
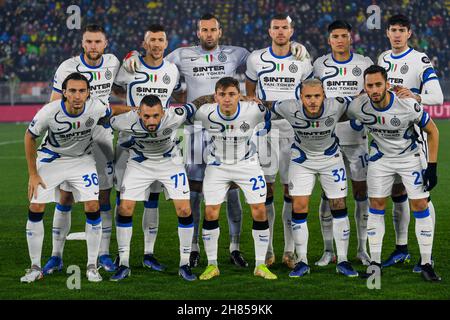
xmin=21 ymin=64 xmax=440 ymax=283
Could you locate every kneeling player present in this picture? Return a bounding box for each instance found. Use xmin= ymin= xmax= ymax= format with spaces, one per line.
xmin=22 ymin=73 xmax=130 ymax=283
xmin=269 ymin=79 xmax=358 ymax=278
xmin=193 ymin=77 xmax=276 ymax=280
xmin=109 ymin=95 xmax=197 ymax=281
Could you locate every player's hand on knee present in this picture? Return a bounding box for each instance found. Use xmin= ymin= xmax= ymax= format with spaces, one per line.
xmin=290 ymin=42 xmax=310 ymax=62
xmin=423 ymin=162 xmax=437 ymax=191
xmin=123 ymin=50 xmax=140 ymax=73
xmin=28 ymin=174 xmax=46 ymax=201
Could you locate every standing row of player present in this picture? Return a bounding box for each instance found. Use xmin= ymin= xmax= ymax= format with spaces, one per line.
xmin=21 ymin=12 xmax=443 ymax=283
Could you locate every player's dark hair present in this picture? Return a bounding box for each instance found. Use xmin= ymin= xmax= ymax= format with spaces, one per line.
xmin=82 ymin=24 xmax=107 ymax=36
xmin=147 ymin=24 xmax=165 ymax=33
xmin=198 ymin=13 xmax=221 ymax=29
xmin=61 ymin=72 xmax=90 ymax=101
xmin=387 ymin=14 xmax=411 ymax=30
xmin=328 ymin=20 xmax=352 ymax=33
xmin=270 ymin=13 xmax=294 ymax=28
xmin=215 ymin=77 xmax=240 ymax=93
xmin=140 ymin=95 xmax=163 ymax=108
xmin=363 ymin=65 xmax=388 ymax=82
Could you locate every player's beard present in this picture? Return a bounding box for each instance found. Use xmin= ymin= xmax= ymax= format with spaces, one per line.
xmin=201 ymin=38 xmax=218 ymax=50
xmin=370 ymin=90 xmax=387 ymax=104
xmin=85 ymin=50 xmax=102 ymax=62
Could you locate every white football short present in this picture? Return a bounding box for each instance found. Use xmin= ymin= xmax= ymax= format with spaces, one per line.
xmin=31 ymin=154 xmax=99 ymax=204
xmin=114 ymin=145 xmax=162 ymax=194
xmin=262 ymin=136 xmax=293 ymax=185
xmin=203 ymin=158 xmax=266 ymax=205
xmin=367 ymin=153 xmax=429 ymax=200
xmin=340 ymin=143 xmax=369 ymax=182
xmin=120 ymin=159 xmax=189 ymax=201
xmin=288 ymin=151 xmax=348 ymax=199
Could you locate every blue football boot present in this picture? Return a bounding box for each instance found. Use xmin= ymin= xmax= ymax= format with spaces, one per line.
xmin=98 ymin=254 xmax=117 ymax=272
xmin=289 ymin=261 xmax=310 ymax=278
xmin=179 ymin=264 xmax=197 ymax=281
xmin=382 ymin=249 xmax=411 ymax=267
xmin=143 ymin=254 xmax=166 ymax=272
xmin=43 ymin=256 xmax=63 ymax=275
xmin=336 ymin=261 xmax=359 ymax=277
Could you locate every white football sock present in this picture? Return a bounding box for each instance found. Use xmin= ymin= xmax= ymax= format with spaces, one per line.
xmin=428 ymin=200 xmax=436 ymax=227
xmin=227 ymin=188 xmax=242 ymax=252
xmin=26 ymin=217 xmax=44 ymax=268
xmin=282 ymin=197 xmax=294 ymax=253
xmin=143 ymin=205 xmax=159 ymax=255
xmin=332 ymin=215 xmax=350 ymax=263
xmin=116 ymin=218 xmax=133 ymax=267
xmin=414 ymin=209 xmax=434 ymax=265
xmin=99 ymin=204 xmax=112 ymax=256
xmin=202 ymin=226 xmax=219 ymax=266
xmin=319 ymin=197 xmax=334 ymax=253
xmin=252 ymin=224 xmax=270 ymax=267
xmin=355 ymin=199 xmax=369 ymax=253
xmin=367 ymin=208 xmax=385 ymax=263
xmin=85 ymin=214 xmax=102 ymax=267
xmin=51 ymin=204 xmax=71 ymax=258
xmin=292 ymin=218 xmax=309 ymax=264
xmin=392 ymin=196 xmax=410 ymax=246
xmin=265 ymin=199 xmax=275 ymax=254
xmin=178 ymin=223 xmax=194 ymax=267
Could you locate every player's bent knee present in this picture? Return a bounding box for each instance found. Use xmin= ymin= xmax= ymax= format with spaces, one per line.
xmin=292 ymin=196 xmax=309 ymax=213
xmin=29 ymin=203 xmax=45 ymax=212
xmin=84 ymin=200 xmax=99 ymax=212
xmin=174 ymin=200 xmax=191 ymax=217
xmin=410 ymin=199 xmax=428 ymax=212
xmin=329 ymin=197 xmax=347 ymax=210
xmin=205 ymin=205 xmax=220 ymax=221
xmin=119 ymin=200 xmax=136 ymax=216
xmin=369 ymin=197 xmax=386 ymax=210
xmin=250 ymin=203 xmax=266 ymax=221
xmin=59 ymin=190 xmax=74 ymax=205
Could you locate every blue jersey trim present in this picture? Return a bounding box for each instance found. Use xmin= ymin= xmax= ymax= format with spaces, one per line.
xmin=331 ymin=52 xmax=353 ymax=64
xmin=413 ymin=208 xmax=430 ymax=219
xmin=269 ymin=46 xmax=292 ymax=59
xmin=245 ymin=73 xmax=257 ymax=83
xmin=61 ymin=100 xmax=86 ymax=118
xmin=80 ymin=54 xmax=104 ymax=69
xmin=369 ymin=208 xmax=385 ymax=215
xmin=390 ymin=47 xmax=413 ymax=60
xmin=52 ymin=87 xmax=62 ymax=93
xmin=28 ymin=129 xmax=39 ymax=138
xmin=217 ymin=103 xmax=240 ymax=121
xmin=139 ymin=56 xmax=164 ymax=70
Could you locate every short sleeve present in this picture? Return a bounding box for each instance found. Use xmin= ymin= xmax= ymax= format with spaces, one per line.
xmin=166 ymin=48 xmax=182 ymax=68
xmin=412 ymin=102 xmax=430 ymax=128
xmin=28 ymin=106 xmax=50 ymax=137
xmin=245 ymin=52 xmax=258 ymax=82
xmin=52 ymin=62 xmax=71 ymax=93
xmin=113 ymin=64 xmax=130 ymax=88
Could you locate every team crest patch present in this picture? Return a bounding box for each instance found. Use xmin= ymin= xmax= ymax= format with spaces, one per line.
xmin=325 ymin=117 xmax=334 ymax=127
xmin=175 ymin=107 xmax=185 ymax=116
xmin=163 ymin=74 xmax=171 ymax=84
xmin=421 ymin=56 xmax=430 ymax=64
xmin=85 ymin=117 xmax=95 ymax=127
xmin=240 ymin=121 xmax=250 ymax=132
xmin=352 ymin=66 xmax=362 ymax=77
xmin=414 ymin=103 xmax=421 ymax=113
xmin=390 ymin=117 xmax=401 ymax=127
xmin=105 ymin=69 xmax=112 ymax=80
xmin=163 ymin=128 xmax=173 ymax=135
xmin=289 ymin=63 xmax=298 ymax=73
xmin=218 ymin=52 xmax=227 ymax=62
xmin=400 ymin=64 xmax=409 ymax=74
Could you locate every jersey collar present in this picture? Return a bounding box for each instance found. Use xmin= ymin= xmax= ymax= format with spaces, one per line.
xmin=390 ymin=47 xmax=413 ymax=60
xmin=61 ymin=100 xmax=86 ymax=118
xmin=217 ymin=102 xmax=241 ymax=121
xmin=269 ymin=46 xmax=292 ymax=59
xmin=139 ymin=56 xmax=164 ymax=70
xmin=331 ymin=52 xmax=353 ymax=64
xmin=80 ymin=54 xmax=104 ymax=69
xmin=370 ymin=91 xmax=394 ymax=112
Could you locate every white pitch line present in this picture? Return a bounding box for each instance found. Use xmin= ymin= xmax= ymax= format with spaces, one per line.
xmin=0 ymin=140 xmax=22 ymax=146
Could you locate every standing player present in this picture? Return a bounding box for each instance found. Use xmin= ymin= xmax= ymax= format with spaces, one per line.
xmin=108 ymin=95 xmax=197 ymax=281
xmin=245 ymin=14 xmax=313 ymax=269
xmin=377 ymin=14 xmax=444 ymax=270
xmin=21 ymin=73 xmax=129 ymax=283
xmin=268 ymin=79 xmax=358 ymax=278
xmin=43 ymin=25 xmax=121 ymax=274
xmin=313 ymin=20 xmax=373 ymax=266
xmin=195 ymin=77 xmax=277 ymax=280
xmin=113 ymin=24 xmax=181 ymax=272
xmin=347 ymin=65 xmax=440 ymax=281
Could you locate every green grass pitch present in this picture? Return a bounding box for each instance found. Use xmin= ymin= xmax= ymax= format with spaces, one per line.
xmin=0 ymin=122 xmax=449 ymax=300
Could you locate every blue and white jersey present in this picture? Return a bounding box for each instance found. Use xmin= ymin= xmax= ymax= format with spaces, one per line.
xmin=271 ymin=97 xmax=348 ymax=163
xmin=53 ymin=54 xmax=120 ymax=100
xmin=314 ymin=52 xmax=372 ymax=145
xmin=377 ymin=47 xmax=443 ymax=106
xmin=110 ymin=104 xmax=195 ymax=163
xmin=246 ymin=46 xmax=313 ymax=138
xmin=28 ymin=98 xmax=110 ymax=161
xmin=114 ymin=57 xmax=180 ymax=109
xmin=346 ymin=92 xmax=430 ymax=160
xmin=166 ymin=45 xmax=249 ymax=102
xmin=194 ymin=101 xmax=270 ymax=165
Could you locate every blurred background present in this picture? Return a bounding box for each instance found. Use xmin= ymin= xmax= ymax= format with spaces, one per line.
xmin=0 ymin=0 xmax=448 ymax=112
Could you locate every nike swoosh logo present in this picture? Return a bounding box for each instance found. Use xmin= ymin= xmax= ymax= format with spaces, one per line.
xmin=134 ymin=77 xmax=144 ymax=80
xmin=325 ymin=71 xmax=333 ymax=75
xmin=340 ymin=188 xmax=346 ymax=191
xmin=259 ymin=194 xmax=266 ymax=197
xmin=190 ymin=57 xmax=199 ymax=61
xmin=94 ymin=192 xmax=99 ymax=195
xmin=183 ymin=191 xmax=189 ymax=194
xmin=56 ymin=127 xmax=66 ymax=131
xmin=262 ymin=66 xmax=270 ymax=70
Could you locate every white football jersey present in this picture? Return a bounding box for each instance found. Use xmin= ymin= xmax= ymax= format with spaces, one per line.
xmin=246 ymin=46 xmax=313 ymax=138
xmin=166 ymin=45 xmax=249 ymax=102
xmin=53 ymin=54 xmax=120 ymax=100
xmin=28 ymin=97 xmax=110 ymax=160
xmin=346 ymin=92 xmax=430 ymax=159
xmin=194 ymin=101 xmax=270 ymax=165
xmin=110 ymin=104 xmax=196 ymax=162
xmin=114 ymin=57 xmax=180 ymax=108
xmin=271 ymin=97 xmax=349 ymax=162
xmin=314 ymin=52 xmax=373 ymax=145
